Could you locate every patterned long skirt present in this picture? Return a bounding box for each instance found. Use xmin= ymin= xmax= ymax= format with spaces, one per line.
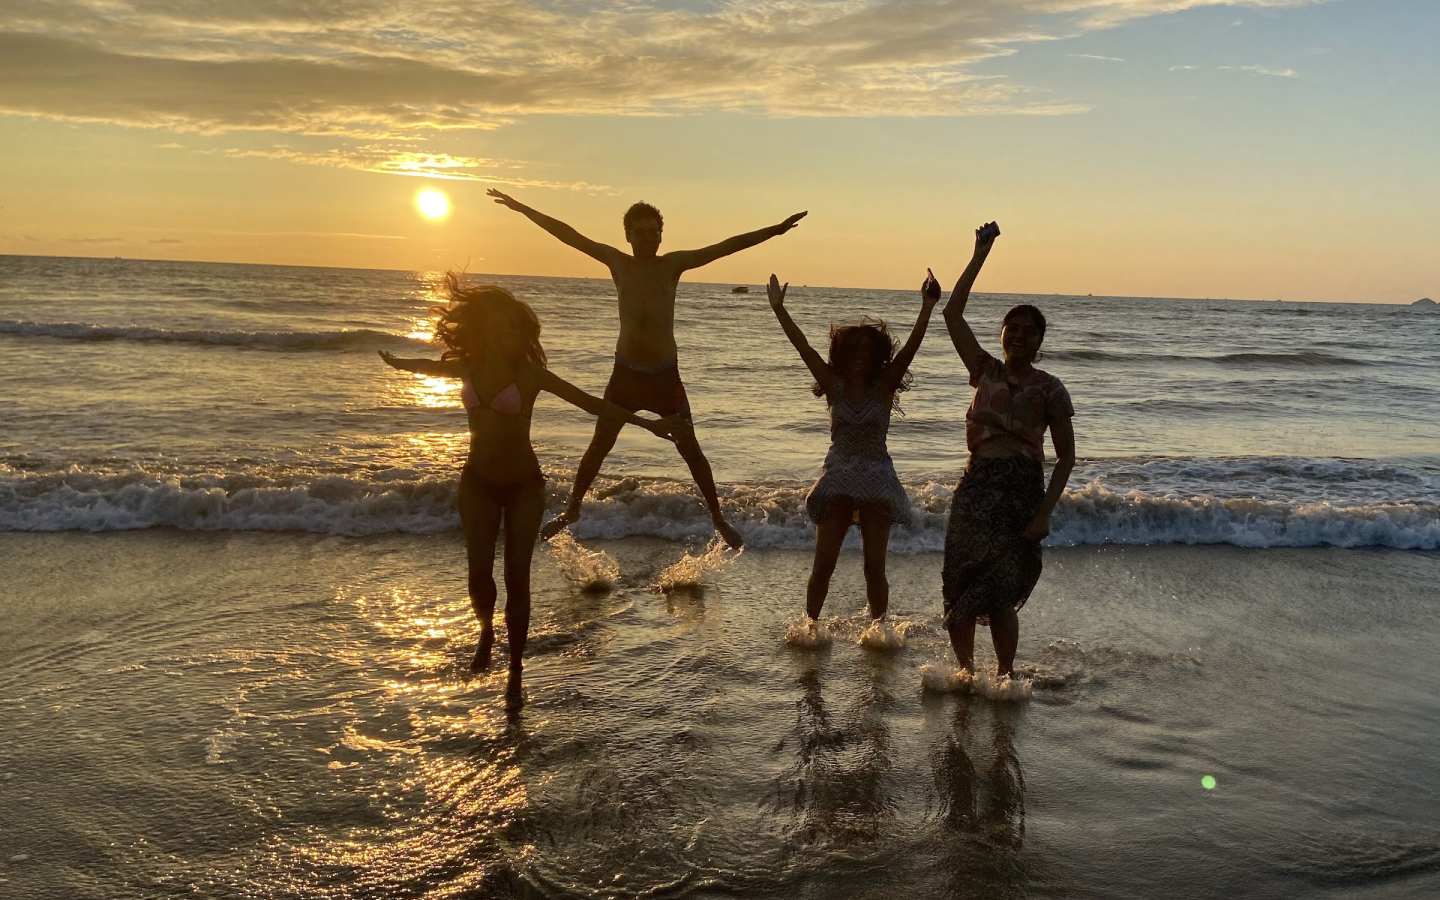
xmin=942 ymin=456 xmax=1046 ymax=627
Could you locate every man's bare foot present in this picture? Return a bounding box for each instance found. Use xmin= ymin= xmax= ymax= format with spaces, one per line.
xmin=540 ymin=510 xmax=577 ymax=542
xmin=504 ymin=666 xmax=524 ymax=707
xmin=715 ymin=518 xmax=744 ymax=551
xmin=470 ymin=628 xmax=494 ymax=673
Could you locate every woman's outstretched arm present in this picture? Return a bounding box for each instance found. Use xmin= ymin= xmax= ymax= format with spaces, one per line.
xmin=378 ymin=350 xmax=464 ymax=377
xmin=767 ymin=274 xmax=837 ymax=396
xmin=942 ymin=223 xmax=999 ymax=379
xmin=529 ymin=366 xmax=680 ymax=441
xmin=1023 ymin=415 xmax=1076 ymax=542
xmin=880 ymin=271 xmax=943 ymax=393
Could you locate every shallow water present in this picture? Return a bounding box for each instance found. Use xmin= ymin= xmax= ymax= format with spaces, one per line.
xmin=3 ymin=533 xmax=1438 ymax=899
xmin=3 ymin=256 xmax=1440 ymax=897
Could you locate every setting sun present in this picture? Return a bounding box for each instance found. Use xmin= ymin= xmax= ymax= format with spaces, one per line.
xmin=415 ymin=189 xmax=450 ymax=220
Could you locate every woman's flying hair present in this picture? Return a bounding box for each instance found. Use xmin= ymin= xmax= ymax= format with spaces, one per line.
xmin=434 ymin=272 xmax=547 ymax=368
xmin=813 ymin=318 xmax=913 ymax=414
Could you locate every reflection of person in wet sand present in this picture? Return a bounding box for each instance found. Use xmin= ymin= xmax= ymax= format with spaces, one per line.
xmin=379 ymin=275 xmax=679 ymax=701
xmin=776 ymin=665 xmax=896 ymax=845
xmin=932 ymin=701 xmax=1026 ymax=850
xmin=487 ymin=189 xmax=806 ymax=549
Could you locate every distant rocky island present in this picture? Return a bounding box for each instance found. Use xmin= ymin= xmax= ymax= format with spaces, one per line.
xmin=1414 ymin=297 xmax=1435 ymax=307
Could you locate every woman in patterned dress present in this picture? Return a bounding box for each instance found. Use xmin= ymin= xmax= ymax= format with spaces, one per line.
xmin=939 ymin=223 xmax=1076 ymax=680
xmin=766 ymin=272 xmax=941 ymax=621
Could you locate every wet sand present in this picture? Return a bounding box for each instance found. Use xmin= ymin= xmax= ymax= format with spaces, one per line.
xmin=2 ymin=532 xmax=1438 ymax=899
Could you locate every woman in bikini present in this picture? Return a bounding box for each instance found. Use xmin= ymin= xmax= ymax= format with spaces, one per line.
xmin=766 ymin=272 xmax=941 ymax=624
xmin=939 ymin=223 xmax=1076 ymax=680
xmin=379 ymin=274 xmax=679 ymax=699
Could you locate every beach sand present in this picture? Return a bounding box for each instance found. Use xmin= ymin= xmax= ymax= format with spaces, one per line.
xmin=3 ymin=533 xmax=1439 ymax=899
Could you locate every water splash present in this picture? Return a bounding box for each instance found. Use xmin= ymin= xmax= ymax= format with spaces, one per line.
xmin=919 ymin=663 xmax=1032 ymax=702
xmin=857 ymin=618 xmax=906 ymax=651
xmin=547 ymin=532 xmax=619 ymax=592
xmin=651 ymin=539 xmax=739 ymax=593
xmin=784 ymin=617 xmax=832 ymax=648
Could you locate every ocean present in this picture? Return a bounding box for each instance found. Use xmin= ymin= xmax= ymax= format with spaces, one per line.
xmin=2 ymin=254 xmax=1438 ymax=898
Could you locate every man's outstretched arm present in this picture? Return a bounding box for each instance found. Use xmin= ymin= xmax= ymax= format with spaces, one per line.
xmin=669 ymin=211 xmax=806 ymax=272
xmin=487 ymin=189 xmax=622 ymax=265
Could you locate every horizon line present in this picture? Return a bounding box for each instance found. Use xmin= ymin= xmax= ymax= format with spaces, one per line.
xmin=0 ymin=251 xmax=1419 ymax=307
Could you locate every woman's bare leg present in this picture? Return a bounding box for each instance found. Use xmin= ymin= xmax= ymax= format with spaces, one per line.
xmin=857 ymin=509 xmax=892 ymax=620
xmin=806 ymin=501 xmax=853 ymax=620
xmin=988 ymin=606 xmax=1020 ymax=678
xmin=500 ymin=482 xmax=546 ymax=699
xmin=458 ymin=473 xmax=504 ymax=672
xmin=948 ymin=616 xmax=978 ymax=674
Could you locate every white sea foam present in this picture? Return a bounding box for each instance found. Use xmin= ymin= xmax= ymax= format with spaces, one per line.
xmin=3 ymin=463 xmax=1439 ymax=548
xmin=547 ymin=532 xmax=619 ymax=591
xmin=652 ymin=539 xmax=739 ymax=592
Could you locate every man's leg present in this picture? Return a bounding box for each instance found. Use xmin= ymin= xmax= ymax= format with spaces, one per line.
xmin=541 ymin=414 xmax=626 ymax=540
xmin=672 ymin=419 xmax=744 ymax=550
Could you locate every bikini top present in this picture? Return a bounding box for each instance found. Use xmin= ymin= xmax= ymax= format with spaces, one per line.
xmin=461 ymin=378 xmax=524 ymax=415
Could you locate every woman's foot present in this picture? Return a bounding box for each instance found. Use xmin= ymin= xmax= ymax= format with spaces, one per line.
xmin=470 ymin=628 xmax=494 ymax=673
xmin=540 ymin=510 xmax=577 ymax=541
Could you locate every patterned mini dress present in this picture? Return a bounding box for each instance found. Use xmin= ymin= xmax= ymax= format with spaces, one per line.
xmin=804 ymin=378 xmax=909 ymax=525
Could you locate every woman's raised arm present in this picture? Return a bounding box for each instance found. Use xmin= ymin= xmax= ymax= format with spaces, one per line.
xmin=378 ymin=350 xmax=464 ymax=378
xmin=881 ymin=270 xmax=942 ymax=393
xmin=767 ymin=274 xmax=837 ymax=396
xmin=528 ymin=365 xmax=679 ymax=441
xmin=941 ymin=223 xmax=999 ymax=380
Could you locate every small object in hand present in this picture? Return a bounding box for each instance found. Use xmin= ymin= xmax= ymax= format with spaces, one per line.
xmin=979 ymin=221 xmax=1001 ymax=240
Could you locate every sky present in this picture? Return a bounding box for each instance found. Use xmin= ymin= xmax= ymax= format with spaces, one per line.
xmin=1 ymin=0 xmax=1436 ymax=303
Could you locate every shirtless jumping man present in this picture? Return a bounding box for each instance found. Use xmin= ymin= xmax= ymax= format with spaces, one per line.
xmin=487 ymin=188 xmax=806 ymax=549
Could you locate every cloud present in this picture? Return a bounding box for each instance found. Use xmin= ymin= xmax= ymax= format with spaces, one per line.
xmin=1169 ymin=64 xmax=1199 ymax=71
xmin=222 ymin=144 xmax=611 ymax=191
xmin=0 ymin=0 xmax=1338 ymax=137
xmin=1068 ymin=53 xmax=1125 ymax=62
xmin=1219 ymin=64 xmax=1300 ymax=77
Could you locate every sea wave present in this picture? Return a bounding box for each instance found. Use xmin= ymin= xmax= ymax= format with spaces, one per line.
xmin=2 ymin=467 xmax=1437 ymax=549
xmin=1050 ymin=349 xmax=1372 ymax=367
xmin=0 ymin=320 xmax=424 ymax=351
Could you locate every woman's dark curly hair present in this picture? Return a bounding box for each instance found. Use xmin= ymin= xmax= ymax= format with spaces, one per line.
xmin=812 ymin=318 xmax=913 ymax=414
xmin=433 ymin=272 xmax=546 ymax=368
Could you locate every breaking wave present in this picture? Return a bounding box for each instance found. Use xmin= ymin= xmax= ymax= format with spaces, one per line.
xmin=2 ymin=464 xmax=1437 ymax=549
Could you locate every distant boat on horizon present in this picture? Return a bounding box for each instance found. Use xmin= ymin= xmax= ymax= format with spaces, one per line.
xmin=731 ymin=286 xmax=749 ymax=293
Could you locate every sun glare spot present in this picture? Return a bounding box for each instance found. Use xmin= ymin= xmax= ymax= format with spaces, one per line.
xmin=416 ymin=189 xmax=451 ymax=220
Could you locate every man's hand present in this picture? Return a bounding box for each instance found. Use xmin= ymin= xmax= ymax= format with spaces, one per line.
xmin=487 ymin=188 xmax=524 ymax=211
xmin=1022 ymin=510 xmax=1050 ymax=543
xmin=768 ymin=273 xmax=788 ymax=310
xmin=777 ymin=211 xmax=808 ymax=233
xmin=922 ymin=268 xmax=942 ymax=307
